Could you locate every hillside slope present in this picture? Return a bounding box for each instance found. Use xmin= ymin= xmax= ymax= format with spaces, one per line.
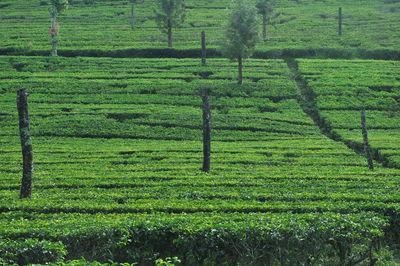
xmin=0 ymin=0 xmax=399 ymax=55
xmin=1 ymin=56 xmax=400 ymax=264
xmin=297 ymin=59 xmax=400 ymax=168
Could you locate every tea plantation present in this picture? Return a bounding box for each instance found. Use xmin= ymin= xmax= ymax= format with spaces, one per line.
xmin=0 ymin=0 xmax=399 ymax=55
xmin=297 ymin=59 xmax=400 ymax=167
xmin=0 ymin=56 xmax=399 ymax=264
xmin=1 ymin=0 xmax=400 ymax=265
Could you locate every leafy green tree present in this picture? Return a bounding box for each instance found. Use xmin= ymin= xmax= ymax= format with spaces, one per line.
xmin=223 ymin=0 xmax=259 ymax=85
xmin=256 ymin=0 xmax=276 ymax=41
xmin=49 ymin=0 xmax=68 ymax=56
xmin=154 ymin=0 xmax=186 ymax=47
xmin=130 ymin=0 xmax=144 ymax=30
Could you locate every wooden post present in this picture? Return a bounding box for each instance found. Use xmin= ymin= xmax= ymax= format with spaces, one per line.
xmin=17 ymin=88 xmax=33 ymax=198
xmin=338 ymin=7 xmax=342 ymax=36
xmin=361 ymin=109 xmax=374 ymax=170
xmin=50 ymin=9 xmax=58 ymax=56
xmin=130 ymin=0 xmax=144 ymax=30
xmin=201 ymin=31 xmax=207 ymax=66
xmin=202 ymin=88 xmax=211 ymax=172
xmin=167 ymin=18 xmax=172 ymax=47
xmin=130 ymin=2 xmax=135 ymax=29
xmin=237 ymin=56 xmax=243 ymax=85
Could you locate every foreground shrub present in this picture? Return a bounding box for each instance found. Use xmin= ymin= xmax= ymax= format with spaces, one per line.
xmin=0 ymin=238 xmax=67 ymax=265
xmin=1 ymin=212 xmax=391 ymax=265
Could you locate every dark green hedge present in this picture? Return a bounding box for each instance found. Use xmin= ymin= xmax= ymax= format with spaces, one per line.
xmin=0 ymin=212 xmax=393 ymax=265
xmin=0 ymin=47 xmax=398 ymax=60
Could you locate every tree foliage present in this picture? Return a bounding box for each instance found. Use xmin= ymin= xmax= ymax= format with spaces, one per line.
xmin=154 ymin=0 xmax=186 ymax=34
xmin=256 ymin=0 xmax=275 ymax=17
xmin=256 ymin=0 xmax=276 ymax=41
xmin=50 ymin=0 xmax=68 ymax=13
xmin=222 ymin=0 xmax=259 ymax=84
xmin=222 ymin=0 xmax=259 ymax=60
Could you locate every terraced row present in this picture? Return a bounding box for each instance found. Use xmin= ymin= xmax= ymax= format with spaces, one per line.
xmin=1 ymin=56 xmax=400 ymax=264
xmin=0 ymin=0 xmax=399 ymax=53
xmin=297 ymin=59 xmax=400 ymax=167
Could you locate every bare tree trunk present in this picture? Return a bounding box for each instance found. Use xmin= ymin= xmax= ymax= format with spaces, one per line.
xmin=167 ymin=18 xmax=172 ymax=47
xmin=361 ymin=109 xmax=374 ymax=170
xmin=50 ymin=9 xmax=58 ymax=56
xmin=17 ymin=88 xmax=33 ymax=199
xmin=262 ymin=13 xmax=267 ymax=41
xmin=238 ymin=56 xmax=243 ymax=85
xmin=202 ymin=88 xmax=211 ymax=172
xmin=201 ymin=31 xmax=206 ymax=65
xmin=338 ymin=7 xmax=342 ymax=36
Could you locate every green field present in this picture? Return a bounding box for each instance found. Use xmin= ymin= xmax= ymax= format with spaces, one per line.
xmin=0 ymin=56 xmax=400 ymax=264
xmin=1 ymin=0 xmax=400 ymax=264
xmin=1 ymin=0 xmax=400 ymax=54
xmin=297 ymin=59 xmax=400 ymax=167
